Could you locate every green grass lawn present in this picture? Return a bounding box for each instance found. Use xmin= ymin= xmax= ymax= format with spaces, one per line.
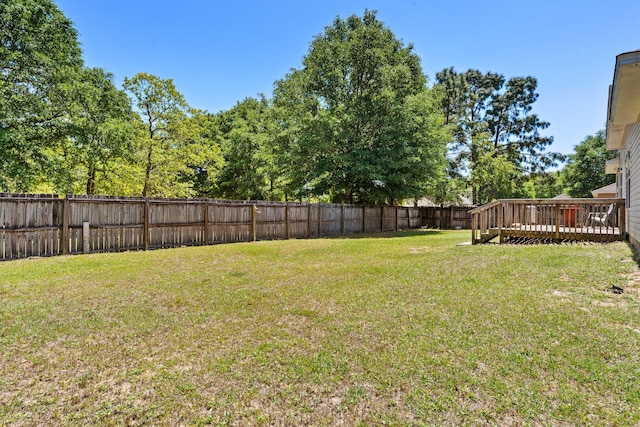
xmin=1 ymin=230 xmax=640 ymax=425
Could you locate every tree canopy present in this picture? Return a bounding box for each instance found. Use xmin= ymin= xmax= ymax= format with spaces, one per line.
xmin=1 ymin=5 xmax=580 ymax=206
xmin=435 ymin=68 xmax=563 ymax=204
xmin=123 ymin=73 xmax=223 ymax=198
xmin=48 ymin=67 xmax=137 ymax=194
xmin=562 ymin=130 xmax=616 ymax=198
xmin=0 ymin=0 xmax=83 ymax=191
xmin=211 ymin=96 xmax=285 ymax=200
xmin=273 ymin=10 xmax=448 ymax=204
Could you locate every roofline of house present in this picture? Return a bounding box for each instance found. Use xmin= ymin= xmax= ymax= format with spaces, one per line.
xmin=607 ymin=50 xmax=640 ymax=150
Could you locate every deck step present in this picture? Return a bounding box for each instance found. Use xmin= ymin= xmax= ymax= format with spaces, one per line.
xmin=478 ymin=232 xmax=499 ymax=244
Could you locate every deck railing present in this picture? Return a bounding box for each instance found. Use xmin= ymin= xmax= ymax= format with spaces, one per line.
xmin=470 ymin=198 xmax=626 ymax=244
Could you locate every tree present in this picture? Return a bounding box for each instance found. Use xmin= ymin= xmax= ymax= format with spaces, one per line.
xmin=213 ymin=96 xmax=283 ymax=200
xmin=435 ymin=68 xmax=563 ymax=204
xmin=273 ymin=10 xmax=448 ymax=204
xmin=123 ymin=73 xmax=223 ymax=197
xmin=182 ymin=111 xmax=225 ymax=198
xmin=562 ymin=130 xmax=615 ymax=198
xmin=0 ymin=0 xmax=83 ymax=191
xmin=48 ymin=67 xmax=137 ymax=194
xmin=423 ymin=172 xmax=467 ymax=207
xmin=470 ymin=152 xmax=519 ymax=203
xmin=517 ymin=172 xmax=563 ymax=199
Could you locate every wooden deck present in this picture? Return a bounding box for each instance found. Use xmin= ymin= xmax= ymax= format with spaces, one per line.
xmin=471 ymin=198 xmax=625 ymax=244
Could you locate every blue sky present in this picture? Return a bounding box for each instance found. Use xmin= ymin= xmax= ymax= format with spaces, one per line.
xmin=55 ymin=0 xmax=639 ymax=156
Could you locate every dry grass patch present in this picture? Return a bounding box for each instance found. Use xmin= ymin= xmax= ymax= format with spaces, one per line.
xmin=1 ymin=231 xmax=640 ymax=425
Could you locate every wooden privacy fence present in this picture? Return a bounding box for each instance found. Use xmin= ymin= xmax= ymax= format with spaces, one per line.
xmin=420 ymin=206 xmax=472 ymax=230
xmin=0 ymin=194 xmax=461 ymax=261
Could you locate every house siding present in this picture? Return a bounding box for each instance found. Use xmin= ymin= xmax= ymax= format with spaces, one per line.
xmin=625 ymin=122 xmax=640 ymax=245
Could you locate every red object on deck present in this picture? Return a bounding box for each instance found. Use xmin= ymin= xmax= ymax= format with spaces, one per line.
xmin=561 ymin=205 xmax=579 ymax=227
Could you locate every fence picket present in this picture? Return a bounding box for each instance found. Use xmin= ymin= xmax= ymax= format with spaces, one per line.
xmin=0 ymin=194 xmax=472 ymax=261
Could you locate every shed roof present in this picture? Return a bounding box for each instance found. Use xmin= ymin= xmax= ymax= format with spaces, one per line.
xmin=591 ymin=183 xmax=617 ymax=197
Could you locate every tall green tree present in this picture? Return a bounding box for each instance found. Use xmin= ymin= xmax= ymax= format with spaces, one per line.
xmin=182 ymin=111 xmax=225 ymax=198
xmin=273 ymin=10 xmax=448 ymax=204
xmin=435 ymin=68 xmax=562 ymax=204
xmin=562 ymin=130 xmax=616 ymax=198
xmin=123 ymin=73 xmax=223 ymax=197
xmin=49 ymin=67 xmax=137 ymax=194
xmin=213 ymin=96 xmax=283 ymax=200
xmin=0 ymin=0 xmax=83 ymax=191
xmin=470 ymin=151 xmax=519 ymax=202
xmin=518 ymin=172 xmax=563 ymax=199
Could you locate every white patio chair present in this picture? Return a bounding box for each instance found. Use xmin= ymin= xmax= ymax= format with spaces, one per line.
xmin=587 ymin=203 xmax=615 ymax=227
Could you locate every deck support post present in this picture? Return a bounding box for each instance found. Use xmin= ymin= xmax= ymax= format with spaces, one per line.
xmin=620 ymin=203 xmax=626 ymax=238
xmin=555 ymin=203 xmax=560 ymax=240
xmin=498 ymin=203 xmax=504 ymax=243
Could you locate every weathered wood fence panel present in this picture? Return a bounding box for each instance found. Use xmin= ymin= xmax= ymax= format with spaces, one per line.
xmin=209 ymin=203 xmax=252 ymax=244
xmin=0 ymin=194 xmax=473 ymax=261
xmin=0 ymin=195 xmax=62 ymax=259
xmin=321 ymin=204 xmax=342 ymax=236
xmin=256 ymin=204 xmax=286 ymax=241
xmin=68 ymin=197 xmax=145 ymax=254
xmin=343 ymin=206 xmax=363 ymax=234
xmin=287 ymin=205 xmax=310 ymax=239
xmin=422 ymin=207 xmax=473 ymax=230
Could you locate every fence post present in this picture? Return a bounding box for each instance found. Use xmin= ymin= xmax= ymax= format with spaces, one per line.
xmin=317 ymin=205 xmax=322 ymax=237
xmin=362 ymin=206 xmax=366 ymax=233
xmin=395 ymin=206 xmax=398 ymax=231
xmin=285 ymin=204 xmax=290 ymax=239
xmin=380 ymin=206 xmax=384 ymax=232
xmin=204 ymin=201 xmax=209 ymax=245
xmin=450 ymin=207 xmax=454 ymax=229
xmin=144 ymin=199 xmax=149 ymax=250
xmin=308 ymin=204 xmax=312 ymax=238
xmin=82 ymin=221 xmax=90 ymax=254
xmin=252 ymin=204 xmax=257 ymax=242
xmin=61 ymin=198 xmax=70 ymax=255
xmin=341 ymin=204 xmax=345 ymax=235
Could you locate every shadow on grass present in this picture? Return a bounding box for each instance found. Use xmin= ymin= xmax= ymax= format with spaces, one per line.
xmin=323 ymin=228 xmax=448 ymax=240
xmin=626 ymin=240 xmax=640 ymax=268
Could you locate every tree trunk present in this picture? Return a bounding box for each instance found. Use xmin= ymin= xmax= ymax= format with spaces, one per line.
xmin=142 ymin=144 xmax=153 ymax=197
xmin=86 ymin=167 xmax=96 ymax=195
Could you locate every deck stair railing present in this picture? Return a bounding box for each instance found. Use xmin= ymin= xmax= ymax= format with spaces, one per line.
xmin=470 ymin=198 xmax=625 ymax=244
